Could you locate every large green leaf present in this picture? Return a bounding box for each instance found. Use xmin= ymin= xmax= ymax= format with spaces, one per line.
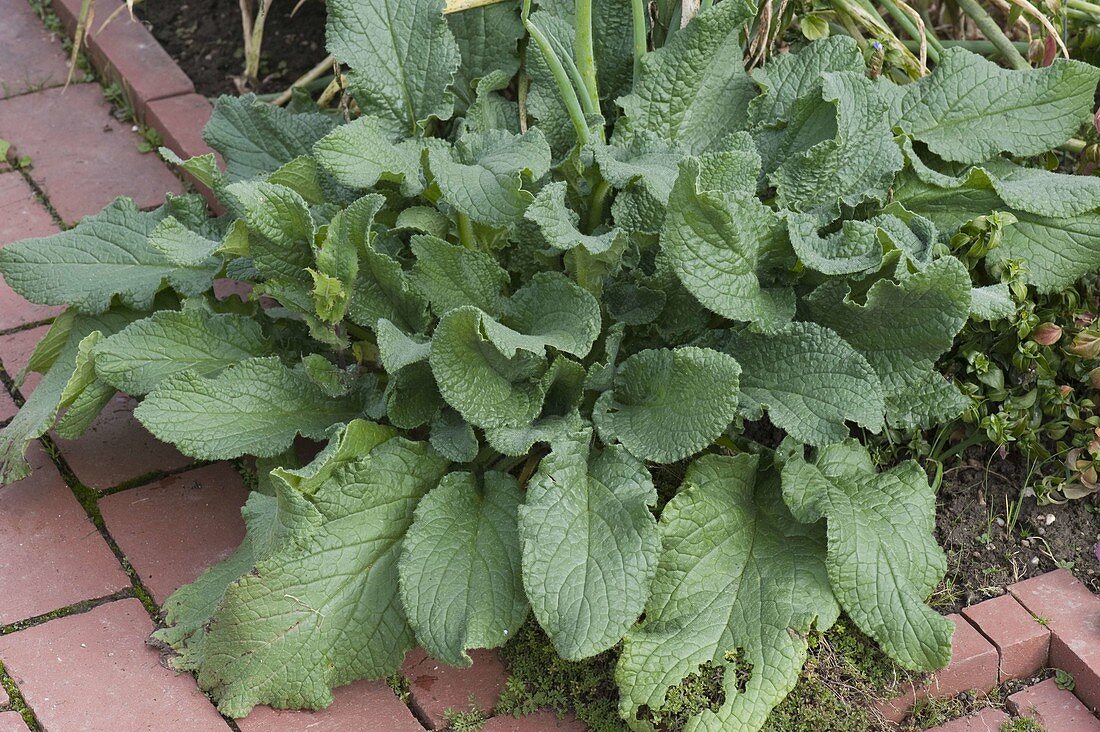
xmin=748 ymin=36 xmax=863 ymax=126
xmin=312 ymin=115 xmax=423 ymax=194
xmin=802 ymin=257 xmax=972 ymax=428
xmin=898 ymin=49 xmax=1100 ymax=164
xmin=717 ymin=322 xmax=885 ymax=445
xmin=617 ymin=453 xmax=838 ymax=732
xmin=135 ymin=357 xmax=367 ymax=460
xmin=94 ymin=308 xmax=270 ymax=395
xmin=203 ymin=95 xmax=337 ymax=181
xmin=326 ymin=0 xmax=460 ymax=135
xmin=410 ymin=234 xmax=510 ymax=318
xmin=781 ymin=441 xmax=953 ymax=670
xmin=617 ymin=0 xmax=757 ymax=154
xmin=184 ymin=434 xmax=449 ymax=716
xmin=593 ymin=347 xmax=741 ymax=463
xmin=448 ymin=1 xmax=523 ymax=107
xmin=520 ymin=429 xmax=659 ymax=659
xmin=428 ymin=128 xmax=551 ymax=227
xmin=661 ymin=155 xmax=794 ymax=331
xmin=400 ymin=470 xmax=527 ymax=667
xmin=0 ymin=198 xmax=215 ymax=314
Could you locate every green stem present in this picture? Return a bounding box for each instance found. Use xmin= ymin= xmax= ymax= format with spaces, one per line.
xmin=1061 ymin=138 xmax=1088 ymax=154
xmin=457 ymin=212 xmax=477 ymax=249
xmin=630 ymin=0 xmax=647 ymax=85
xmin=586 ymin=179 xmax=611 ymax=234
xmin=878 ymin=0 xmax=943 ymax=60
xmin=953 ymin=0 xmax=1030 ymax=69
xmin=574 ymin=0 xmax=601 ymax=114
xmin=701 ymin=0 xmax=714 ymax=10
xmin=1067 ymin=0 xmax=1100 ymax=15
xmin=902 ymin=38 xmax=1029 ymax=52
xmin=523 ymin=6 xmax=590 ymax=144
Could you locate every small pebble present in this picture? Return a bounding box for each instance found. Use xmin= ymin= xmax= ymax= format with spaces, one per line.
xmin=996 ymin=517 xmax=1005 ymax=527
xmin=1030 ymin=557 xmax=1040 ymax=565
xmin=1044 ymin=513 xmax=1056 ymax=526
xmin=1021 ymin=539 xmax=1031 ymax=548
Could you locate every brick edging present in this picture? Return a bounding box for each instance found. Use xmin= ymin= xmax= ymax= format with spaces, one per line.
xmin=876 ymin=569 xmax=1100 ymax=724
xmin=46 ymin=0 xmax=218 ymax=193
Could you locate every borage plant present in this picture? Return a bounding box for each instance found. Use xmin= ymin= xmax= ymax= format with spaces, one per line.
xmin=2 ymin=0 xmax=1098 ymax=728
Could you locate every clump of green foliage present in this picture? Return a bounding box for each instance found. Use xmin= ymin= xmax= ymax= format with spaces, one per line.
xmin=1 ymin=0 xmax=1098 ymax=729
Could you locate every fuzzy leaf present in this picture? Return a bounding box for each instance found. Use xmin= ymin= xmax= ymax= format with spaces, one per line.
xmin=617 ymin=0 xmax=757 ymax=154
xmin=717 ymin=322 xmax=885 ymax=445
xmin=135 ymin=357 xmax=367 ymax=460
xmin=782 ymin=441 xmax=953 ymax=670
xmin=410 ymin=234 xmax=510 ymax=317
xmin=326 ymin=0 xmax=460 ymax=135
xmin=186 ymin=435 xmax=448 ymax=716
xmin=313 ymin=115 xmax=423 ymax=194
xmin=400 ymin=471 xmax=527 ymax=667
xmin=0 ymin=199 xmax=216 ymax=314
xmin=94 ymin=308 xmax=270 ymax=395
xmin=617 ymin=453 xmax=838 ymax=732
xmin=899 ymin=49 xmax=1100 ymax=164
xmin=520 ymin=429 xmax=659 ymax=659
xmin=594 ymin=347 xmax=741 ymax=463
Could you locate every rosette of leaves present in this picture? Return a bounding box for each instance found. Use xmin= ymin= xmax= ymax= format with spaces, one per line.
xmin=1 ymin=1 xmax=1098 ymax=728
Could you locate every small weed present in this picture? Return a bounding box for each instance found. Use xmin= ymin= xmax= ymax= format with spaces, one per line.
xmin=1054 ymin=669 xmax=1075 ymax=691
xmin=1000 ymin=717 xmax=1044 ymax=731
xmin=386 ymin=672 xmax=410 ymax=703
xmin=442 ymin=699 xmax=488 ymax=732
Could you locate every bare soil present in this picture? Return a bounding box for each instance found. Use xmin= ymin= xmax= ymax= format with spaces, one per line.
xmin=136 ymin=0 xmax=328 ymax=97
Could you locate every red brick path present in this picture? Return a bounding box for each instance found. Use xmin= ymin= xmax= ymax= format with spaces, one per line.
xmin=0 ymin=1 xmax=1098 ymax=731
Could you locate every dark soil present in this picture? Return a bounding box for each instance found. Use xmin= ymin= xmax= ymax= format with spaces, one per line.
xmin=935 ymin=447 xmax=1100 ymax=613
xmin=136 ymin=0 xmax=328 ymax=97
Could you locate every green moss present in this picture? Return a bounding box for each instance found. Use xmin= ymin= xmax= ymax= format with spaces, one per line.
xmin=496 ymin=621 xmax=626 ymax=732
xmin=386 ymin=672 xmax=410 ymax=704
xmin=0 ymin=659 xmax=39 ymax=729
xmin=762 ymin=675 xmax=878 ymax=732
xmin=1000 ymin=717 xmax=1044 ymax=731
xmin=641 ymin=660 xmax=725 ymax=730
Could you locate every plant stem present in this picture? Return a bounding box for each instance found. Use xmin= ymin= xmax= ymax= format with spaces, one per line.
xmin=523 ymin=1 xmax=590 ymax=144
xmin=586 ymin=179 xmax=611 ymax=234
xmin=953 ymin=0 xmax=1030 ymax=69
xmin=630 ymin=0 xmax=647 ymax=85
xmin=902 ymin=38 xmax=1029 ymax=52
xmin=574 ymin=0 xmax=601 ymax=114
xmin=457 ymin=212 xmax=478 ymax=249
xmin=272 ymin=53 xmax=336 ymax=106
xmin=879 ymin=0 xmax=943 ymax=61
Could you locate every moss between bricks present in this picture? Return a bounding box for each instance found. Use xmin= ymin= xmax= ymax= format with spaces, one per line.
xmin=0 ymin=659 xmax=39 ymax=730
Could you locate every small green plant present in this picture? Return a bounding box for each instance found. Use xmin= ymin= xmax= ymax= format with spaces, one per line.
xmin=1054 ymin=668 xmax=1076 ymax=690
xmin=1001 ymin=717 xmax=1045 ymax=731
xmin=442 ymin=699 xmax=489 ymax=731
xmin=1 ymin=1 xmax=1098 ymax=730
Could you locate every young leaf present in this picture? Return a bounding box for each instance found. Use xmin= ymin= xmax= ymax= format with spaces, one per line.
xmin=617 ymin=453 xmax=839 ymax=731
xmin=188 ymin=436 xmax=449 ymax=716
xmin=520 ymin=429 xmax=659 ymax=659
xmin=899 ymin=49 xmax=1100 ymax=164
xmin=616 ymin=0 xmax=757 ymax=154
xmin=448 ymin=1 xmax=524 ymax=108
xmin=0 ymin=198 xmax=216 ymax=314
xmin=593 ymin=347 xmax=741 ymax=463
xmin=410 ymin=234 xmax=510 ymax=317
xmin=94 ymin=309 xmax=270 ymax=395
xmin=135 ymin=357 xmax=368 ymax=459
xmin=747 ymin=36 xmax=864 ymax=125
xmin=326 ymin=0 xmax=460 ymax=135
xmin=781 ymin=441 xmax=953 ymax=670
xmin=400 ymin=471 xmax=528 ymax=667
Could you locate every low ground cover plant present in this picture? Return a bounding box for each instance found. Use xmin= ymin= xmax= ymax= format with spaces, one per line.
xmin=2 ymin=0 xmax=1099 ymax=728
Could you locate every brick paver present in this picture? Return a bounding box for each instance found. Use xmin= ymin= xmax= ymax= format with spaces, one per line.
xmin=922 ymin=707 xmax=1011 ymax=732
xmin=481 ymin=711 xmax=588 ymax=730
xmin=0 ymin=388 xmax=15 ymax=423
xmin=0 ymin=712 xmax=28 ymax=732
xmin=1010 ymin=570 xmax=1100 ymax=711
xmin=55 ymin=392 xmax=192 ymax=491
xmin=0 ymin=84 xmax=183 ymax=223
xmin=1008 ymin=678 xmax=1100 ymax=731
xmin=0 ymin=173 xmax=64 ymax=330
xmin=0 ymin=599 xmax=230 ymax=731
xmin=237 ymin=680 xmax=424 ymax=731
xmin=962 ymin=594 xmax=1050 ymax=681
xmin=49 ymin=0 xmax=193 ymax=116
xmin=99 ymin=463 xmax=248 ymax=603
xmin=874 ymin=614 xmax=999 ymax=722
xmin=403 ymin=648 xmax=509 ymax=729
xmin=0 ymin=0 xmax=72 ymax=99
xmin=0 ymin=443 xmax=129 ymax=625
